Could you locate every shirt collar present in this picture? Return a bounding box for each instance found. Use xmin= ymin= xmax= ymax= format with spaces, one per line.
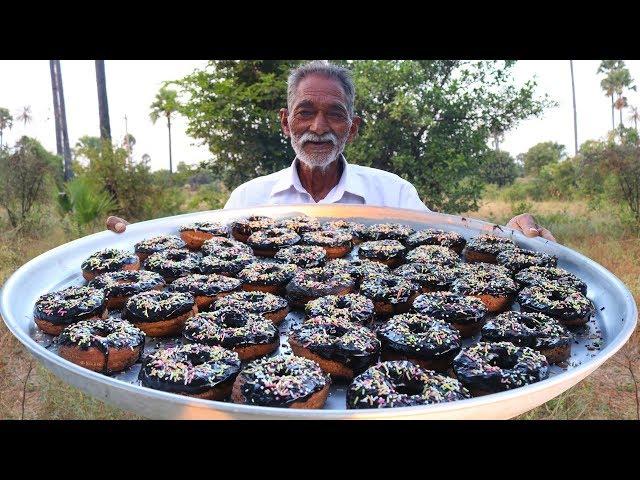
xmin=269 ymin=153 xmax=367 ymax=202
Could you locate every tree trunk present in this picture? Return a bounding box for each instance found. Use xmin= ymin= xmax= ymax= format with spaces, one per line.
xmin=54 ymin=60 xmax=73 ymax=181
xmin=167 ymin=115 xmax=173 ymax=174
xmin=570 ymin=60 xmax=578 ymax=155
xmin=619 ymin=105 xmax=624 ymax=128
xmin=49 ymin=60 xmax=63 ymax=158
xmin=611 ymin=94 xmax=615 ymax=131
xmin=95 ymin=60 xmax=111 ymax=141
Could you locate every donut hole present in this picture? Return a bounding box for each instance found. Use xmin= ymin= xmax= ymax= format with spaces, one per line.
xmin=220 ymin=311 xmax=248 ymax=328
xmin=407 ymin=322 xmax=429 ymax=334
xmin=394 ymin=380 xmax=425 ymax=397
xmin=488 ymin=354 xmax=517 ymax=370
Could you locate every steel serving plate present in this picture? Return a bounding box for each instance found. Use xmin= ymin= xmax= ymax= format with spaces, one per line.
xmin=1 ymin=204 xmax=637 ymax=419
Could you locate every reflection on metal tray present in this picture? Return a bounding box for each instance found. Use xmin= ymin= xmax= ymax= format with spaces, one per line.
xmin=1 ymin=204 xmax=637 ymax=419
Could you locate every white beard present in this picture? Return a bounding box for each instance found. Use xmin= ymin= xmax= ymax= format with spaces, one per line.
xmin=290 ymin=130 xmax=348 ymax=169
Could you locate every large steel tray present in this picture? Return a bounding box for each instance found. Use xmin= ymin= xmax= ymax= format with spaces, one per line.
xmin=1 ymin=204 xmax=637 ymax=419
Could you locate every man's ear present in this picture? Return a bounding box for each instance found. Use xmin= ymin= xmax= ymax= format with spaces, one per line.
xmin=279 ymin=108 xmax=291 ymax=137
xmin=347 ymin=115 xmax=362 ymax=143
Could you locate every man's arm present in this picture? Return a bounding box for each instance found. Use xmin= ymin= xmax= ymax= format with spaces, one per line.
xmin=400 ymin=183 xmax=431 ymax=211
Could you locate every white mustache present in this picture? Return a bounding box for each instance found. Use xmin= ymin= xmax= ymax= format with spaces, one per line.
xmin=299 ymin=132 xmax=338 ymax=145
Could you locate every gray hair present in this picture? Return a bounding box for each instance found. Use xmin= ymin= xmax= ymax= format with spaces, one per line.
xmin=287 ymin=60 xmax=355 ymax=117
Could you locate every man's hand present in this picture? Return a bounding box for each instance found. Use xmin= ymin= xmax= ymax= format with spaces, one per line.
xmin=106 ymin=216 xmax=129 ymax=233
xmin=506 ymin=213 xmax=556 ymax=242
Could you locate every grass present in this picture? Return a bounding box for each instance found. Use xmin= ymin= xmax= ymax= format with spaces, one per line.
xmin=1 ymin=197 xmax=638 ymax=419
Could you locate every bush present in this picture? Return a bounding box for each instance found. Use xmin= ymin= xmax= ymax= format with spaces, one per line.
xmin=0 ymin=137 xmax=58 ymax=227
xmin=58 ymin=176 xmax=116 ymax=233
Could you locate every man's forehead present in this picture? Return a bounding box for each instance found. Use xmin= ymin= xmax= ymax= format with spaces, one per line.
xmin=292 ymin=74 xmax=347 ymax=108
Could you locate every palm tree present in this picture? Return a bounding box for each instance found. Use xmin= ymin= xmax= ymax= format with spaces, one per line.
xmin=16 ymin=106 xmax=32 ymax=127
xmin=50 ymin=60 xmax=73 ymax=180
xmin=150 ymin=86 xmax=179 ymax=174
xmin=610 ymin=67 xmax=637 ymax=128
xmin=570 ymin=60 xmax=578 ymax=155
xmin=95 ymin=60 xmax=111 ymax=141
xmin=598 ymin=60 xmax=624 ymax=130
xmin=629 ymin=106 xmax=640 ymax=132
xmin=0 ymin=107 xmax=13 ymax=148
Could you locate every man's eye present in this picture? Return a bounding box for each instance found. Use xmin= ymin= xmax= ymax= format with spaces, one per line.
xmin=297 ymin=110 xmax=313 ymax=117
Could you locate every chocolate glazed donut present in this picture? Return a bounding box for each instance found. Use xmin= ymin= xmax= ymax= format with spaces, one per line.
xmin=357 ymin=240 xmax=407 ymax=268
xmin=289 ymin=315 xmax=381 ymax=380
xmin=412 ymin=291 xmax=488 ymax=338
xmin=231 ymin=355 xmax=331 ymax=408
xmin=122 ymin=290 xmax=197 ymax=337
xmin=58 ymin=318 xmax=145 ymax=374
xmin=274 ymin=245 xmax=327 ymax=269
xmin=183 ymin=308 xmax=279 ymax=361
xmin=305 ymin=293 xmax=376 ymax=326
xmin=285 ymin=267 xmax=355 ymax=308
xmin=212 ymin=291 xmax=290 ymax=325
xmin=359 ymin=273 xmax=420 ymax=316
xmin=81 ymin=248 xmax=140 ymax=282
xmin=238 ymin=262 xmax=298 ymax=295
xmin=406 ymin=229 xmax=467 ymax=254
xmin=301 ymin=230 xmax=353 ymax=259
xmin=34 ymin=286 xmax=108 ymax=336
xmin=377 ymin=313 xmax=462 ymax=372
xmin=89 ymin=270 xmax=165 ymax=309
xmin=347 ymin=361 xmax=470 ymax=409
xmin=462 ymin=234 xmax=517 ymax=264
xmin=451 ymin=267 xmax=518 ymax=313
xmin=231 ymin=215 xmax=278 ymax=243
xmin=179 ymin=221 xmax=229 ymax=250
xmin=139 ymin=343 xmax=241 ymax=400
xmin=517 ymin=281 xmax=594 ymax=326
xmin=142 ymin=248 xmax=200 ymax=283
xmin=481 ymin=311 xmax=573 ymax=364
xmin=246 ymin=227 xmax=301 ymax=257
xmin=134 ymin=235 xmax=187 ymax=262
xmin=453 ymin=341 xmax=549 ymax=396
xmin=515 ymin=266 xmax=588 ymax=295
xmin=168 ymin=273 xmax=242 ymax=311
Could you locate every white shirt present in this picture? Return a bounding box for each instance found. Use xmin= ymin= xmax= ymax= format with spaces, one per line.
xmin=224 ymin=155 xmax=430 ymax=211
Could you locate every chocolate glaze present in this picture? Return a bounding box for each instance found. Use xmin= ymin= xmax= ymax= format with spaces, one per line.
xmin=405 ymin=245 xmax=460 ymax=265
xmin=358 ymin=240 xmax=406 ymax=262
xmin=406 ymin=229 xmax=466 ymax=251
xmin=139 ymin=343 xmax=241 ymax=395
xmin=359 ymin=274 xmax=419 ymax=305
xmin=393 ymin=262 xmax=462 ymax=291
xmin=247 ymin=227 xmax=301 ymax=251
xmin=274 ymin=245 xmax=327 ymax=269
xmin=321 ymin=220 xmax=367 ymax=238
xmin=361 ymin=223 xmax=415 ymax=242
xmin=289 ymin=315 xmax=381 ymax=374
xmin=464 ymin=235 xmax=516 ymax=256
xmin=517 ymin=282 xmax=594 ymax=322
xmin=324 ymin=258 xmax=390 ymax=284
xmin=285 ymin=267 xmax=355 ymax=305
xmin=232 ymin=216 xmax=277 ymax=237
xmin=142 ymin=248 xmax=200 ymax=280
xmin=183 ymin=309 xmax=278 ymax=349
xmin=412 ymin=291 xmax=487 ymax=325
xmin=496 ymin=248 xmax=558 ymax=273
xmin=89 ymin=270 xmax=165 ymax=300
xmin=347 ymin=360 xmax=470 ymax=409
xmin=453 ymin=341 xmax=549 ymax=394
xmin=238 ymin=262 xmax=298 ymax=286
xmin=81 ymin=248 xmax=138 ymax=275
xmin=201 ymin=237 xmax=253 ymax=258
xmin=213 ymin=291 xmax=288 ymax=316
xmin=277 ymin=215 xmax=322 ymax=234
xmin=179 ymin=221 xmax=229 ymax=236
xmin=377 ymin=313 xmax=461 ymax=361
xmin=305 ymin=293 xmax=375 ymax=325
xmin=515 ymin=266 xmax=588 ymax=295
xmin=235 ymin=355 xmax=329 ymax=407
xmin=302 ymin=230 xmax=353 ymax=248
xmin=481 ymin=311 xmax=572 ymax=351
xmin=451 ymin=268 xmax=518 ymax=296
xmin=168 ymin=273 xmax=241 ymax=297
xmin=34 ymin=286 xmax=106 ymax=326
xmin=122 ymin=290 xmax=194 ymax=323
xmin=134 ymin=235 xmax=186 ymax=255
xmin=197 ymin=254 xmax=255 ymax=276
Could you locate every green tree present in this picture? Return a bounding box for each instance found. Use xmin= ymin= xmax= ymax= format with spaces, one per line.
xmin=175 ymin=60 xmax=550 ymax=212
xmin=175 ymin=60 xmax=297 ymax=187
xmin=0 ymin=107 xmax=13 ymax=148
xmin=150 ymin=86 xmax=180 ymax=174
xmin=478 ymin=150 xmax=519 ymax=187
xmin=0 ymin=137 xmax=57 ymax=227
xmin=522 ymin=141 xmax=566 ymax=176
xmin=609 ymin=67 xmax=636 ymax=128
xmin=345 ymin=60 xmax=551 ymax=212
xmin=629 ymin=105 xmax=639 ymax=132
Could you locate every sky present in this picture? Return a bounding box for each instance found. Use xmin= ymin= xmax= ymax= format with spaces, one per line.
xmin=1 ymin=60 xmax=639 ymax=171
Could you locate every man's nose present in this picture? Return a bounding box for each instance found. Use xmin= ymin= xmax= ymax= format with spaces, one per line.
xmin=309 ymin=111 xmax=330 ymax=135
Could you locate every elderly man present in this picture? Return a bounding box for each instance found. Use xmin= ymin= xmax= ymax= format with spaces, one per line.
xmin=107 ymin=60 xmax=555 ymax=242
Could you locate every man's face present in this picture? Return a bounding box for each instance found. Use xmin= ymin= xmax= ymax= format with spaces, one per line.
xmin=280 ymin=74 xmax=361 ymax=169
